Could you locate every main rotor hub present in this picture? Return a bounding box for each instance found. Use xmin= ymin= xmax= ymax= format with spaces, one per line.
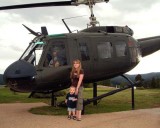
xmin=88 ymin=15 xmax=99 ymax=27
xmin=73 ymin=0 xmax=109 ymax=27
xmin=87 ymin=1 xmax=99 ymax=27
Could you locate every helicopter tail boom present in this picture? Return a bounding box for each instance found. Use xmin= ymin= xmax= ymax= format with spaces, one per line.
xmin=138 ymin=36 xmax=160 ymax=57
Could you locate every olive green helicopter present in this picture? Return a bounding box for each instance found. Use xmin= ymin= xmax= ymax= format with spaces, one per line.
xmin=1 ymin=0 xmax=160 ymax=108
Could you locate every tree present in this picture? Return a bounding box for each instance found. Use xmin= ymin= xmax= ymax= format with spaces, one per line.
xmin=155 ymin=77 xmax=160 ymax=88
xmin=135 ymin=74 xmax=144 ymax=87
xmin=97 ymin=79 xmax=111 ymax=86
xmin=119 ymin=82 xmax=127 ymax=88
xmin=151 ymin=77 xmax=156 ymax=88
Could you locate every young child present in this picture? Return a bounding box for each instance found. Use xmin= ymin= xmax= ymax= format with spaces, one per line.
xmin=65 ymin=86 xmax=77 ymax=120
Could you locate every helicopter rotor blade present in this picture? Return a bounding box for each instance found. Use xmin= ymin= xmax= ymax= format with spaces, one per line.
xmin=0 ymin=1 xmax=72 ymax=10
xmin=0 ymin=0 xmax=109 ymax=10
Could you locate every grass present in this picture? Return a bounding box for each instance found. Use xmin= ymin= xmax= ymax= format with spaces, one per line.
xmin=0 ymin=86 xmax=49 ymax=103
xmin=0 ymin=86 xmax=160 ymax=115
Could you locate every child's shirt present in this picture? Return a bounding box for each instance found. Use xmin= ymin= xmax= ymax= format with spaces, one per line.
xmin=66 ymin=93 xmax=77 ymax=108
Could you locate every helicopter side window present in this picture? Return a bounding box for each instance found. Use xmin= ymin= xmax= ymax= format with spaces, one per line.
xmin=115 ymin=42 xmax=127 ymax=57
xmin=97 ymin=42 xmax=113 ymax=59
xmin=44 ymin=43 xmax=67 ymax=67
xmin=79 ymin=43 xmax=90 ymax=61
xmin=21 ymin=43 xmax=44 ymax=66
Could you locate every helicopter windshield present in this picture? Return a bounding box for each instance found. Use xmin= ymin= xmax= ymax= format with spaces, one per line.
xmin=20 ymin=41 xmax=44 ymax=66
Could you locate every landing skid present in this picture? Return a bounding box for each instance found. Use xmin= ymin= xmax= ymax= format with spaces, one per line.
xmin=29 ymin=74 xmax=136 ymax=112
xmin=28 ymin=90 xmax=57 ymax=107
xmin=51 ymin=91 xmax=57 ymax=107
xmin=83 ymin=74 xmax=136 ymax=114
xmin=28 ymin=91 xmax=36 ymax=98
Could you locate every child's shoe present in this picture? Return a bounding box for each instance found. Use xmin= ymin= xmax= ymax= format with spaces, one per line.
xmin=68 ymin=115 xmax=71 ymax=120
xmin=73 ymin=116 xmax=76 ymax=120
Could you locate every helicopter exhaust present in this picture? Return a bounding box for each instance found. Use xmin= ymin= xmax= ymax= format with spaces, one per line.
xmin=41 ymin=26 xmax=48 ymax=35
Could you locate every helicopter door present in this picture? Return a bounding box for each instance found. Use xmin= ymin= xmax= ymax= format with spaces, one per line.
xmin=36 ymin=38 xmax=70 ymax=86
xmin=91 ymin=36 xmax=114 ymax=76
xmin=77 ymin=38 xmax=92 ymax=78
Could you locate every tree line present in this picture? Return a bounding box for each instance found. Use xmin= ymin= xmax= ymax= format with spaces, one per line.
xmin=84 ymin=74 xmax=160 ymax=89
xmin=135 ymin=74 xmax=160 ymax=88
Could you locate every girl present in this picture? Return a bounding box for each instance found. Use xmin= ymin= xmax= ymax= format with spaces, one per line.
xmin=70 ymin=59 xmax=84 ymax=121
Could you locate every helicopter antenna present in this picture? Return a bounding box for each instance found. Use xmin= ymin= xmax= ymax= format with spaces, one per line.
xmin=62 ymin=15 xmax=87 ymax=33
xmin=62 ymin=19 xmax=72 ymax=33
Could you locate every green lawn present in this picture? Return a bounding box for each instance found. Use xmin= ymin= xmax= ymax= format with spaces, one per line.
xmin=0 ymin=86 xmax=49 ymax=103
xmin=0 ymin=86 xmax=160 ymax=115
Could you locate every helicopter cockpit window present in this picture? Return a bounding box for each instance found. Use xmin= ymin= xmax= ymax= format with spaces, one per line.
xmin=97 ymin=42 xmax=113 ymax=59
xmin=79 ymin=43 xmax=90 ymax=61
xmin=20 ymin=42 xmax=44 ymax=65
xmin=44 ymin=43 xmax=67 ymax=67
xmin=115 ymin=42 xmax=127 ymax=57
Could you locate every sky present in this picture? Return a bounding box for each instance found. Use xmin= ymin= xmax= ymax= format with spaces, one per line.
xmin=0 ymin=0 xmax=160 ymax=75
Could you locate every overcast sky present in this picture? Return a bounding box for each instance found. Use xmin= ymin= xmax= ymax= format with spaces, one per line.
xmin=0 ymin=0 xmax=160 ymax=75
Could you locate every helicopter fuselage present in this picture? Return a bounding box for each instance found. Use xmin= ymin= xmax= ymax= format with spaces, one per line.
xmin=4 ymin=26 xmax=142 ymax=92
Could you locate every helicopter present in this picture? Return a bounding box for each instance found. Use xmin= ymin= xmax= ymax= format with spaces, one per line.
xmin=1 ymin=0 xmax=160 ymax=107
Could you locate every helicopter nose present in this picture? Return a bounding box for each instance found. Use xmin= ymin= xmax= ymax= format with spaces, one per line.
xmin=3 ymin=60 xmax=37 ymax=92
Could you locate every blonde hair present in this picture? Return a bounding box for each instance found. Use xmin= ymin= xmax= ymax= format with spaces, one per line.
xmin=70 ymin=59 xmax=82 ymax=78
xmin=69 ymin=86 xmax=76 ymax=91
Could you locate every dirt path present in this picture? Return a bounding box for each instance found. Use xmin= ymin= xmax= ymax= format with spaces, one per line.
xmin=0 ymin=103 xmax=160 ymax=128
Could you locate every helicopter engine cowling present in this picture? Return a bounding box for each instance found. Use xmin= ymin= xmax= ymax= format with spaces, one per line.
xmin=81 ymin=26 xmax=134 ymax=36
xmin=3 ymin=60 xmax=37 ymax=92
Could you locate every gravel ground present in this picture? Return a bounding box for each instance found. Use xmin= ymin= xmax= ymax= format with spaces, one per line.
xmin=0 ymin=103 xmax=160 ymax=128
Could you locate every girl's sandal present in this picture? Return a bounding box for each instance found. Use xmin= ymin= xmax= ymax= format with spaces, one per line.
xmin=77 ymin=118 xmax=81 ymax=121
